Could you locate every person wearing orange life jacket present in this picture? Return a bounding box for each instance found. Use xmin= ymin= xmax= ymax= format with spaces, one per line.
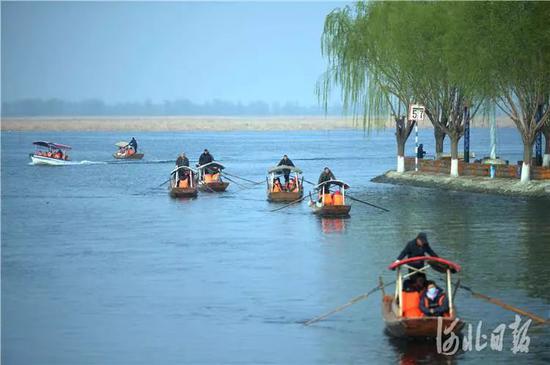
xmin=272 ymin=177 xmax=283 ymax=192
xmin=419 ymin=281 xmax=449 ymax=317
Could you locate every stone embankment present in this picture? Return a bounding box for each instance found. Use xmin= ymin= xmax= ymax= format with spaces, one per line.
xmin=372 ymin=171 xmax=550 ymax=198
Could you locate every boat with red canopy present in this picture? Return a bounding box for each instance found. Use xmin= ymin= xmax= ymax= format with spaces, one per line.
xmin=381 ymin=256 xmax=464 ymax=338
xmin=29 ymin=141 xmax=72 ymax=165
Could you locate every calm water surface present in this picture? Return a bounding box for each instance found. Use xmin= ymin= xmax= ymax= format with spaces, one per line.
xmin=2 ymin=128 xmax=549 ymax=364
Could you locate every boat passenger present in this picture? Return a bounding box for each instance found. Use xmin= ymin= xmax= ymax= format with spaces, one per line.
xmin=318 ymin=167 xmax=336 ymax=194
xmin=273 ymin=177 xmax=283 ymax=192
xmin=417 ymin=144 xmax=427 ymax=159
xmin=129 ymin=137 xmax=138 ymax=152
xmin=419 ymin=281 xmax=449 ymax=317
xmin=277 ymin=155 xmax=295 ymax=183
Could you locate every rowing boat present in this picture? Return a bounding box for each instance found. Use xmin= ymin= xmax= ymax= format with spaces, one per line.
xmin=308 ymin=180 xmax=351 ymax=217
xmin=29 ymin=141 xmax=72 ymax=166
xmin=169 ymin=166 xmax=198 ymax=198
xmin=382 ymin=256 xmax=464 ymax=338
xmin=113 ymin=141 xmax=144 ymax=160
xmin=266 ymin=165 xmax=304 ymax=202
xmin=197 ymin=162 xmax=229 ymax=192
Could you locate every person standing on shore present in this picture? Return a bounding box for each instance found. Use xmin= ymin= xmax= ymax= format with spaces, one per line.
xmin=277 ymin=154 xmax=295 ymax=184
xmin=417 ymin=144 xmax=426 ymax=159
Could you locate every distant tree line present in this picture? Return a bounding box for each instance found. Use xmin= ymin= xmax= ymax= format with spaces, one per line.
xmin=1 ymin=98 xmax=345 ymax=117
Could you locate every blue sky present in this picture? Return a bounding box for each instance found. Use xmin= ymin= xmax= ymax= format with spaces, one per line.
xmin=1 ymin=1 xmax=347 ymax=105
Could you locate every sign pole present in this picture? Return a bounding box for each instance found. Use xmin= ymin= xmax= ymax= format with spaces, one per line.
xmin=464 ymin=105 xmax=470 ymax=163
xmin=415 ymin=121 xmax=419 ymax=172
xmin=535 ymin=104 xmax=543 ymax=166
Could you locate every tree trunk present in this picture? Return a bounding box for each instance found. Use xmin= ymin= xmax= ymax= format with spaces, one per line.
xmin=449 ymin=134 xmax=460 ymax=177
xmin=396 ymin=139 xmax=406 ymax=173
xmin=434 ymin=127 xmax=446 ymax=159
xmin=521 ymin=141 xmax=533 ymax=183
xmin=395 ymin=117 xmax=415 ymax=173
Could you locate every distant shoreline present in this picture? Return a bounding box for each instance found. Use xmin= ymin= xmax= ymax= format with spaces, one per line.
xmin=0 ymin=116 xmax=515 ymax=132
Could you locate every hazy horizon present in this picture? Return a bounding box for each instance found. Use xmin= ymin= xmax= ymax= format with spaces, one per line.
xmin=1 ymin=1 xmax=347 ymax=109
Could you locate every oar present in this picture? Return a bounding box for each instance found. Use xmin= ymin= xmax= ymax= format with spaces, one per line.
xmin=221 ymin=175 xmax=250 ymax=189
xmin=304 ymin=281 xmax=395 ymax=326
xmin=157 ymin=178 xmax=171 ymax=187
xmin=303 ymin=179 xmax=316 ymax=186
xmin=221 ymin=171 xmax=263 ymax=185
xmin=460 ymin=284 xmax=547 ymax=325
xmin=270 ymin=195 xmax=308 ymax=212
xmin=346 ymin=195 xmax=390 ymax=212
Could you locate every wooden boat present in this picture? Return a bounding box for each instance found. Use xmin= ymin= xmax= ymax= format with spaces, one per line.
xmin=169 ymin=166 xmax=198 ymax=198
xmin=197 ymin=161 xmax=229 ymax=192
xmin=308 ymin=180 xmax=351 ymax=217
xmin=382 ymin=256 xmax=464 ymax=339
xmin=112 ymin=141 xmax=144 ymax=160
xmin=29 ymin=141 xmax=72 ymax=165
xmin=266 ymin=165 xmax=304 ymax=202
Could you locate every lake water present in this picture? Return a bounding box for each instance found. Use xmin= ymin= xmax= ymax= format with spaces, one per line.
xmin=2 ymin=128 xmax=549 ymax=364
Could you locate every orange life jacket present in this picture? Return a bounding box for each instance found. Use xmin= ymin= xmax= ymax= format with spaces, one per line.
xmin=322 ymin=194 xmax=333 ymax=205
xmin=178 ymin=179 xmax=189 ymax=188
xmin=273 ymin=182 xmax=282 ymax=192
xmin=402 ymin=291 xmax=424 ymax=318
xmin=332 ymin=191 xmax=344 ymax=205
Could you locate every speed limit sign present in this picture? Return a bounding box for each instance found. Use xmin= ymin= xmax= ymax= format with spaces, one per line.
xmin=408 ymin=104 xmax=425 ymax=121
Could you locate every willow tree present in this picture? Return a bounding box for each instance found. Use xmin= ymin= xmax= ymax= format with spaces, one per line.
xmin=467 ymin=2 xmax=550 ymax=182
xmin=319 ymin=2 xmax=487 ymax=176
xmin=318 ymin=3 xmax=417 ymax=173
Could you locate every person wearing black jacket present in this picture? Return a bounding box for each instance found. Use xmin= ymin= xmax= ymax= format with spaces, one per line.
xmin=318 ymin=167 xmax=336 ymax=194
xmin=128 ymin=137 xmax=138 ymax=152
xmin=396 ymin=232 xmax=438 ymax=271
xmin=175 ymin=153 xmax=190 ymax=181
xmin=277 ymin=155 xmax=295 ymax=183
xmin=417 ymin=144 xmax=426 ymax=159
xmin=419 ymin=281 xmax=449 ymax=317
xmin=199 ymin=149 xmax=214 ymax=166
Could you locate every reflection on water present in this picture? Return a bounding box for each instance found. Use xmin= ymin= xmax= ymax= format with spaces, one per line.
xmin=388 ymin=337 xmax=459 ymax=365
xmin=1 ymin=130 xmax=549 ymax=364
xmin=321 ymin=217 xmax=347 ymax=234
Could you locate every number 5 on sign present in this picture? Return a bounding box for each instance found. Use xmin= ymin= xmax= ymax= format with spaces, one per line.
xmin=409 ymin=104 xmax=425 ymax=121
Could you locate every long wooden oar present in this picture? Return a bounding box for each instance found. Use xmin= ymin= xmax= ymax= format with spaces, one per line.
xmin=460 ymin=284 xmax=547 ymax=325
xmin=221 ymin=171 xmax=263 ymax=185
xmin=157 ymin=178 xmax=171 ymax=187
xmin=221 ymin=175 xmax=250 ymax=189
xmin=304 ymin=281 xmax=394 ymax=326
xmin=270 ymin=195 xmax=308 ymax=212
xmin=346 ymin=195 xmax=390 ymax=212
